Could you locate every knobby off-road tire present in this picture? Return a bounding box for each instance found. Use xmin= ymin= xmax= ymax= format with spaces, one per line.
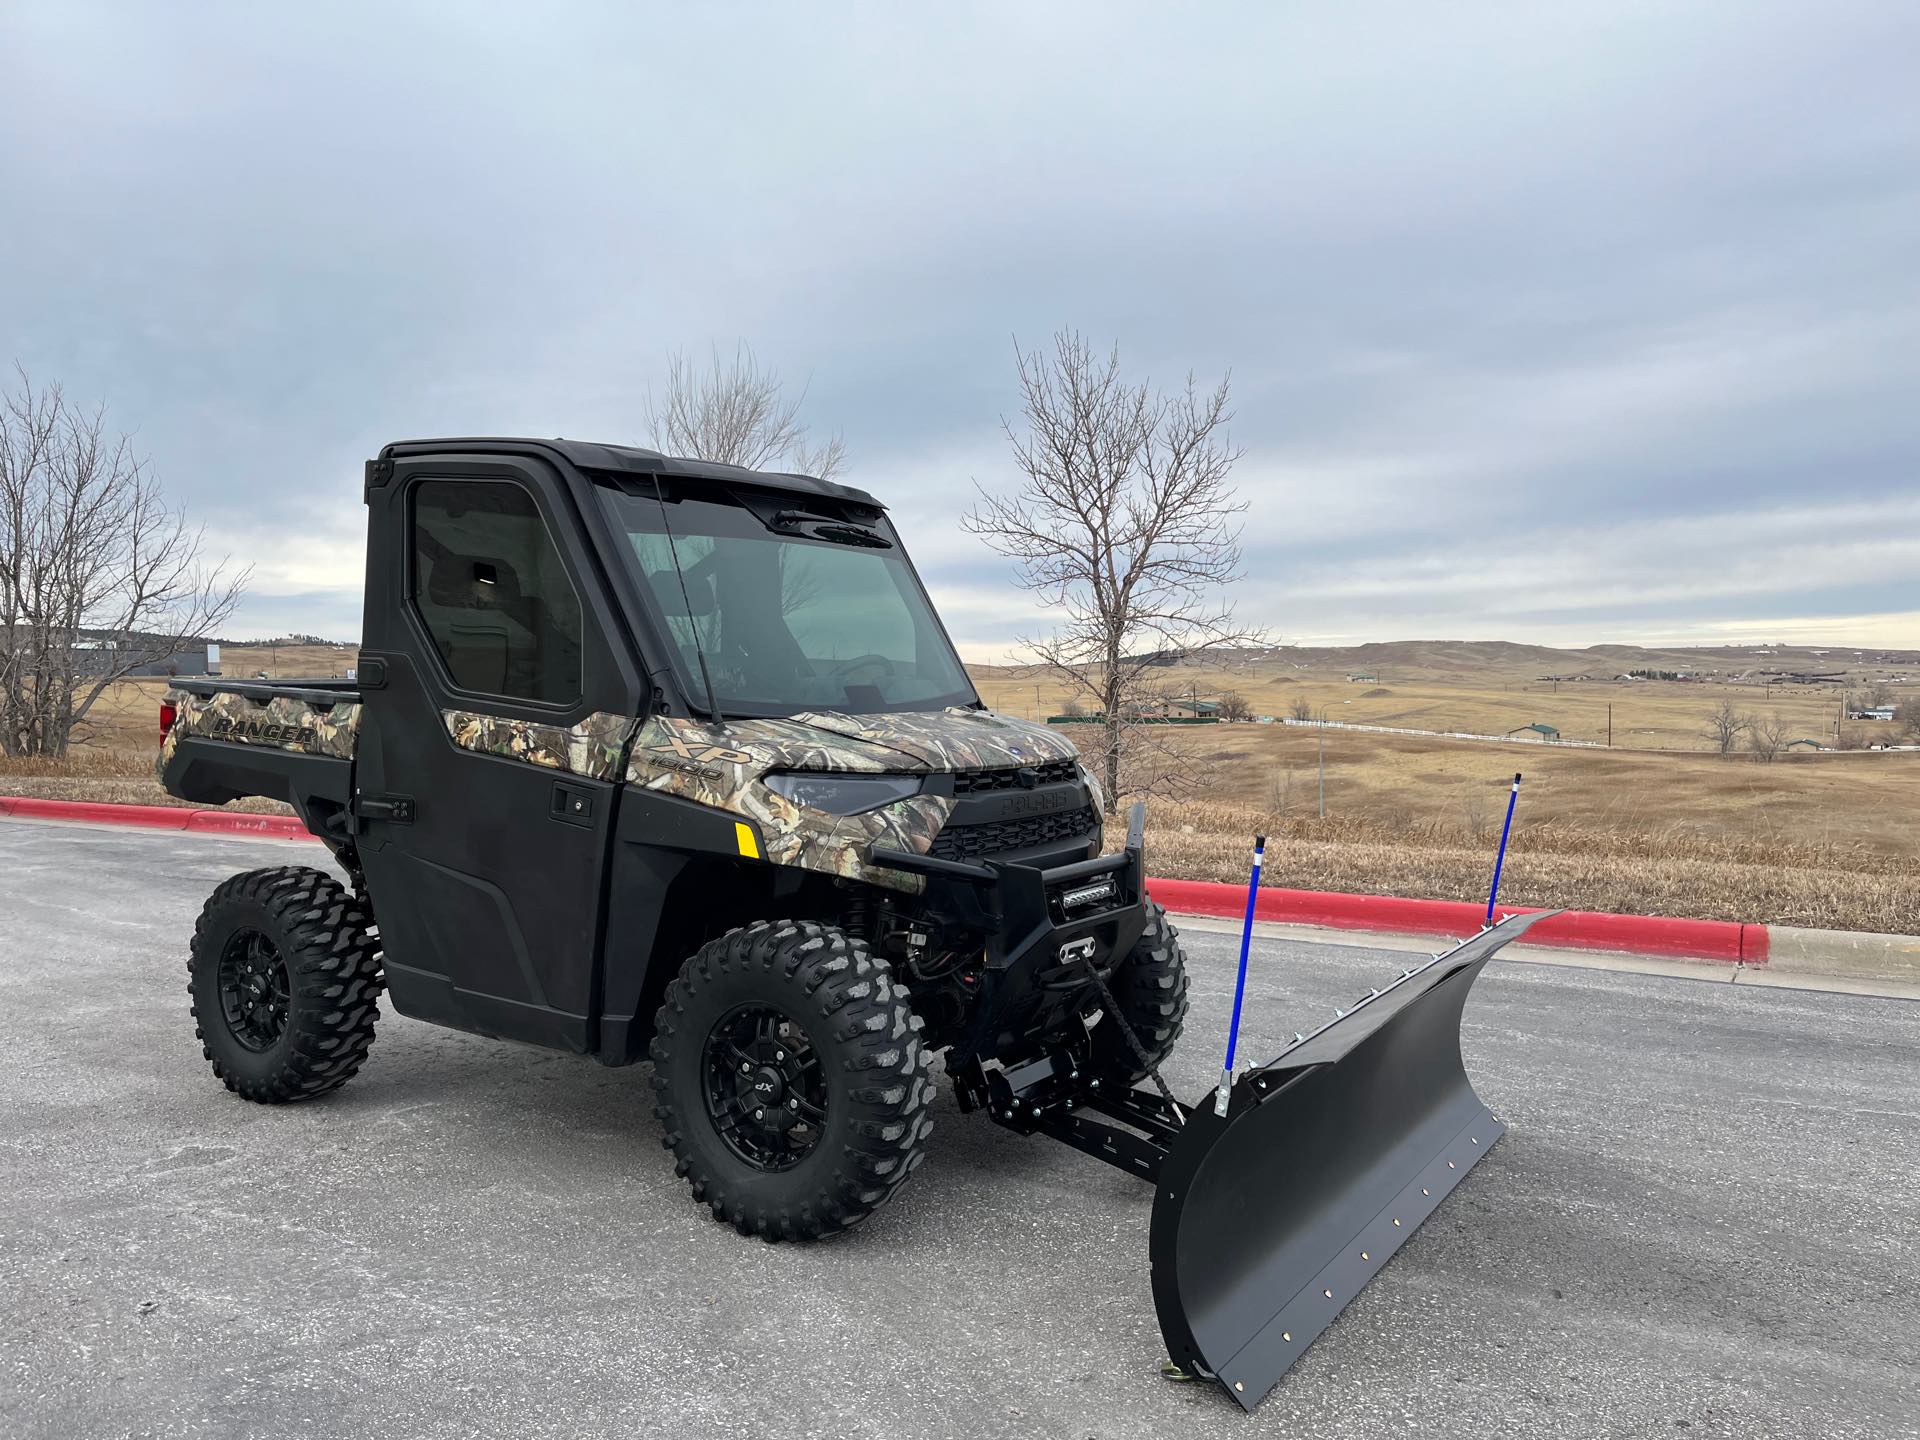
xmin=188 ymin=866 xmax=384 ymax=1103
xmin=1091 ymin=901 xmax=1190 ymax=1085
xmin=650 ymin=920 xmax=935 ymax=1241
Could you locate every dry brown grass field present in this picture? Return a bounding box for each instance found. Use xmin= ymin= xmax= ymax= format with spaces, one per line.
xmin=977 ymin=645 xmax=1920 ymax=932
xmin=4 ymin=641 xmax=1915 ymax=931
xmin=972 ymin=646 xmax=1903 ymax=751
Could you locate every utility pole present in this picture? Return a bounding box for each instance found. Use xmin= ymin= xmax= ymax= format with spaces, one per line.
xmin=1607 ymin=703 xmax=1613 ymax=748
xmin=1317 ymin=708 xmax=1327 ymax=819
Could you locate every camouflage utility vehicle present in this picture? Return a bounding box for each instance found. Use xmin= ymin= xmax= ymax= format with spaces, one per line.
xmin=160 ymin=437 xmax=1187 ymax=1240
xmin=161 ymin=437 xmax=1547 ymax=1412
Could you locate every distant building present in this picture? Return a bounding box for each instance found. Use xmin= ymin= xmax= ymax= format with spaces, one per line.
xmin=1346 ymin=671 xmax=1378 ymax=683
xmin=1785 ymin=738 xmax=1826 ymax=751
xmin=1118 ymin=696 xmax=1220 ymax=721
xmin=1849 ymin=706 xmax=1896 ymax=721
xmin=69 ymin=637 xmax=213 ymax=678
xmin=1509 ymin=722 xmax=1560 ymax=740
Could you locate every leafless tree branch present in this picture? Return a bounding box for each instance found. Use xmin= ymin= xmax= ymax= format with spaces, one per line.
xmin=1702 ymin=699 xmax=1754 ymax=759
xmin=965 ymin=332 xmax=1269 ymax=812
xmin=644 ymin=343 xmax=846 ymax=480
xmin=0 ymin=365 xmax=247 ymax=756
xmin=1748 ymin=714 xmax=1792 ymax=763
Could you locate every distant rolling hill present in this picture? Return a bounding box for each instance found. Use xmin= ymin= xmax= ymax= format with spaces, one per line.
xmin=974 ymin=639 xmax=1919 ymax=685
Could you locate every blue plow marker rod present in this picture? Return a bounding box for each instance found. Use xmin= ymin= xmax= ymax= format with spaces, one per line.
xmin=1485 ymin=772 xmax=1522 ymax=926
xmin=1215 ymin=835 xmax=1266 ymax=1117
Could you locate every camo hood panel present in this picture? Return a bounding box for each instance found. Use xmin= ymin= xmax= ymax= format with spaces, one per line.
xmin=158 ymin=689 xmax=361 ymax=778
xmin=784 ymin=706 xmax=1082 ymax=771
xmin=441 ymin=710 xmax=636 ymax=781
xmin=625 ymin=708 xmax=1083 ymax=893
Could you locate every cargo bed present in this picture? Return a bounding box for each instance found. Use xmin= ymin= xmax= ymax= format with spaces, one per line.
xmin=158 ymin=678 xmax=362 ymax=843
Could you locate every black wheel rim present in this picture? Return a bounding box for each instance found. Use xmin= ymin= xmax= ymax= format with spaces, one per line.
xmin=218 ymin=929 xmax=291 ymax=1052
xmin=701 ymin=1005 xmax=828 ymax=1172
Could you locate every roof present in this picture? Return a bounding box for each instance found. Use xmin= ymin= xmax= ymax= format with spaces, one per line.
xmin=379 ymin=436 xmax=882 ymax=508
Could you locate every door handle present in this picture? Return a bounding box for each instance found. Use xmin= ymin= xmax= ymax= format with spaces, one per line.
xmin=550 ymin=780 xmax=595 ymax=828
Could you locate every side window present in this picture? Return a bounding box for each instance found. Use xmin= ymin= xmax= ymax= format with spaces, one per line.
xmin=411 ymin=480 xmax=583 ymax=705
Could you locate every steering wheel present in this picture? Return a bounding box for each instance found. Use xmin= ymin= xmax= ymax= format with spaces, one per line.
xmin=830 ymin=653 xmax=897 ymax=680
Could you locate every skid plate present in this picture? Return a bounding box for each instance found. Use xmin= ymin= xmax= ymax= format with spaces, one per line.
xmin=1149 ymin=910 xmax=1556 ymax=1412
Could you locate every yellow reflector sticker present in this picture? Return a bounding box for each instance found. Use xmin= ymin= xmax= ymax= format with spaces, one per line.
xmin=734 ymin=822 xmax=760 ymax=860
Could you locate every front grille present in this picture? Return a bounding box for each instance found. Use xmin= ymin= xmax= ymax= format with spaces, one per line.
xmin=929 ymin=804 xmax=1099 ymax=861
xmin=950 ymin=758 xmax=1080 ymax=794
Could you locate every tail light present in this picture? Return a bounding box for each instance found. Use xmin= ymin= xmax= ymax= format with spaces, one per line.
xmin=159 ymin=700 xmax=177 ymax=741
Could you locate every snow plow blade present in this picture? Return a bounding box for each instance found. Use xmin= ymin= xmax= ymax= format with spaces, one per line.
xmin=1149 ymin=909 xmax=1557 ymax=1412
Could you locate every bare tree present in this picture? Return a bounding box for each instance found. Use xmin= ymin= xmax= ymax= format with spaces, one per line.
xmin=965 ymin=333 xmax=1267 ymax=812
xmin=1897 ymin=696 xmax=1920 ymax=740
xmin=645 ymin=343 xmax=845 ymax=480
xmin=1271 ymin=767 xmax=1296 ymax=815
xmin=1458 ymin=783 xmax=1492 ymax=843
xmin=1748 ymin=714 xmax=1792 ymax=763
xmin=1218 ymin=690 xmax=1251 ymax=722
xmin=0 ymin=368 xmax=246 ymax=756
xmin=1702 ymin=698 xmax=1754 ymax=758
xmin=1289 ymin=694 xmax=1314 ymax=722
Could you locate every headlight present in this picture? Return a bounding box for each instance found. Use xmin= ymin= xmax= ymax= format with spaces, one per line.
xmin=763 ymin=772 xmax=924 ymax=815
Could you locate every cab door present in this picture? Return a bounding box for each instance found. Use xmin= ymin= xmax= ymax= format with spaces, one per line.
xmin=355 ymin=453 xmax=640 ymax=1053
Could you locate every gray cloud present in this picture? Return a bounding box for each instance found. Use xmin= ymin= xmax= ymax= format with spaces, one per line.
xmin=3 ymin=2 xmax=1914 ymax=650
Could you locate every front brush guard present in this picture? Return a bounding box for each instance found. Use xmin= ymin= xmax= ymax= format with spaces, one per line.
xmin=1150 ymin=909 xmax=1557 ymax=1410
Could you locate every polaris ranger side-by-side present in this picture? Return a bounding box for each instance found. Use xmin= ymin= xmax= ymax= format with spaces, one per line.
xmin=160 ymin=437 xmax=1543 ymax=1412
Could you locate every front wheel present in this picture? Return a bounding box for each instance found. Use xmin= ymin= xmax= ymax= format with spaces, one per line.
xmin=1090 ymin=902 xmax=1190 ymax=1084
xmin=650 ymin=920 xmax=935 ymax=1241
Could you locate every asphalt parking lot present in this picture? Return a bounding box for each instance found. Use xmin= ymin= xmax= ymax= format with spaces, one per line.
xmin=1 ymin=820 xmax=1916 ymax=1440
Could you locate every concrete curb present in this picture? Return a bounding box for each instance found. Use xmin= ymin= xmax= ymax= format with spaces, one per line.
xmin=1766 ymin=923 xmax=1920 ymax=985
xmin=5 ymin=794 xmax=1915 ymax=980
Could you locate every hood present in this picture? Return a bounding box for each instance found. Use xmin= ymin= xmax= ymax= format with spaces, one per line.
xmin=624 ymin=707 xmax=1089 ymax=895
xmin=779 ymin=706 xmax=1082 ymax=772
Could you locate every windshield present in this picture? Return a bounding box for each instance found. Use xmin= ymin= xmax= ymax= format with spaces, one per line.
xmin=601 ymin=486 xmax=978 ymax=717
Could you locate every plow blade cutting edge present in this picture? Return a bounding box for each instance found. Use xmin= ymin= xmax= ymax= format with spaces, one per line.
xmin=1149 ymin=908 xmax=1558 ymax=1412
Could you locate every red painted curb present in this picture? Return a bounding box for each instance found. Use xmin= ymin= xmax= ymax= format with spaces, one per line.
xmin=0 ymin=795 xmax=309 ymax=839
xmin=1147 ymin=877 xmax=1767 ymax=966
xmin=181 ymin=810 xmax=312 ymax=839
xmin=0 ymin=796 xmax=194 ymax=830
xmin=2 ymin=795 xmax=1769 ymax=964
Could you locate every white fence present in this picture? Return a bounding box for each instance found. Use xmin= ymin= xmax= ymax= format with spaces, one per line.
xmin=1279 ymin=717 xmax=1604 ymax=748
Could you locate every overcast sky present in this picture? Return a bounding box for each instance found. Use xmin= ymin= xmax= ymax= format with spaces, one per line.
xmin=3 ymin=2 xmax=1915 ymax=657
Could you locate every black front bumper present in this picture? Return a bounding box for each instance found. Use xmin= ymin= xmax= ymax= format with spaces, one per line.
xmin=869 ymin=842 xmax=1149 ymax=1064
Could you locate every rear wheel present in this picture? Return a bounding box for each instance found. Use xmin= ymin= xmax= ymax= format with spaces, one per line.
xmin=650 ymin=920 xmax=935 ymax=1241
xmin=188 ymin=866 xmax=383 ymax=1103
xmin=1091 ymin=902 xmax=1190 ymax=1084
